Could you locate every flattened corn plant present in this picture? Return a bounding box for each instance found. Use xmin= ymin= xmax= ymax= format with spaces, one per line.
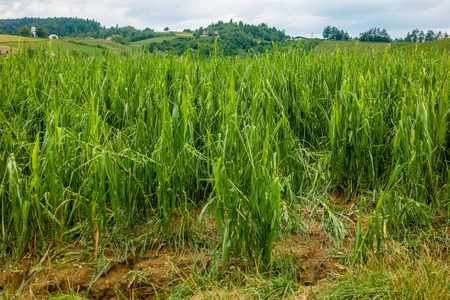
xmin=0 ymin=44 xmax=449 ymax=269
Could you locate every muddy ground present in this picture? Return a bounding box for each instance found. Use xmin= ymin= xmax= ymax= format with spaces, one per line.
xmin=0 ymin=195 xmax=357 ymax=299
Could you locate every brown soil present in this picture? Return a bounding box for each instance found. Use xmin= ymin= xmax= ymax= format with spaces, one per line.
xmin=0 ymin=196 xmax=357 ymax=299
xmin=0 ymin=225 xmax=353 ymax=299
xmin=276 ymin=222 xmax=350 ymax=285
xmin=0 ymin=246 xmax=205 ymax=299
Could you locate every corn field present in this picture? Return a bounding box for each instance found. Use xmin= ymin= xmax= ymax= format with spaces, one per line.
xmin=0 ymin=45 xmax=449 ymax=268
xmin=315 ymin=40 xmax=392 ymax=54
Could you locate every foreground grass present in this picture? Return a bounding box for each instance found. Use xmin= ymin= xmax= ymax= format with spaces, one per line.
xmin=1 ymin=41 xmax=450 ymax=299
xmin=2 ymin=235 xmax=445 ymax=299
xmin=1 ymin=211 xmax=448 ymax=299
xmin=323 ymin=244 xmax=449 ymax=299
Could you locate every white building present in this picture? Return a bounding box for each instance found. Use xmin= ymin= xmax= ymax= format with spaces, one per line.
xmin=48 ymin=34 xmax=59 ymax=39
xmin=31 ymin=24 xmax=36 ymax=37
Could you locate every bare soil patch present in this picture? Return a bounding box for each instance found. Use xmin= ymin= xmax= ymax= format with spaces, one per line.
xmin=0 ymin=247 xmax=199 ymax=299
xmin=0 ymin=225 xmax=353 ymax=299
xmin=1 ymin=197 xmax=357 ymax=299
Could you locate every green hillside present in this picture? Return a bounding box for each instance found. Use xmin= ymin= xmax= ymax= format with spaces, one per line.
xmin=132 ymin=21 xmax=291 ymax=55
xmin=133 ymin=35 xmax=182 ymax=46
xmin=388 ymin=41 xmax=415 ymax=50
xmin=315 ymin=39 xmax=450 ymax=55
xmin=401 ymin=38 xmax=450 ymax=52
xmin=0 ymin=34 xmax=140 ymax=55
xmin=315 ymin=40 xmax=392 ymax=54
xmin=133 ymin=32 xmax=195 ymax=45
xmin=0 ymin=18 xmax=292 ymax=56
xmin=3 ymin=33 xmax=448 ymax=58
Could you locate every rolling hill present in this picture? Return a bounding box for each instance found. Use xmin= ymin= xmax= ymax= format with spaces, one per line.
xmin=315 ymin=40 xmax=393 ymax=54
xmin=0 ymin=34 xmax=139 ymax=55
xmin=314 ymin=39 xmax=450 ymax=55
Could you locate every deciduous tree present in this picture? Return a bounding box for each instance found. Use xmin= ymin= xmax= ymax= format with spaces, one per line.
xmin=19 ymin=25 xmax=31 ymax=37
xmin=322 ymin=26 xmax=350 ymax=40
xmin=36 ymin=26 xmax=48 ymax=38
xmin=359 ymin=28 xmax=391 ymax=42
xmin=111 ymin=34 xmax=123 ymax=44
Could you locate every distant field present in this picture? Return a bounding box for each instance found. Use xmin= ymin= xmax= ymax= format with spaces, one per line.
xmin=0 ymin=35 xmax=47 ymax=52
xmin=173 ymin=32 xmax=193 ymax=37
xmin=315 ymin=40 xmax=392 ymax=54
xmin=0 ymin=44 xmax=13 ymax=51
xmin=132 ymin=36 xmax=179 ymax=46
xmin=389 ymin=41 xmax=415 ymax=50
xmin=2 ymin=34 xmax=448 ymax=57
xmin=133 ymin=33 xmax=194 ymax=46
xmin=0 ymin=34 xmax=32 ymax=43
xmin=315 ymin=39 xmax=450 ymax=55
xmin=399 ymin=38 xmax=450 ymax=52
xmin=62 ymin=38 xmax=134 ymax=54
xmin=0 ymin=34 xmax=140 ymax=55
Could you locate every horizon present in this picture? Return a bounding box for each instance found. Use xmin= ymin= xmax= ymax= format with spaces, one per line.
xmin=1 ymin=16 xmax=449 ymax=40
xmin=0 ymin=0 xmax=449 ymax=39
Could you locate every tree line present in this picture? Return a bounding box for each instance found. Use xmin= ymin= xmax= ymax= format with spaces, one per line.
xmin=0 ymin=17 xmax=102 ymax=37
xmin=322 ymin=26 xmax=350 ymax=41
xmin=0 ymin=17 xmax=290 ymax=49
xmin=323 ymin=26 xmax=449 ymax=43
xmin=2 ymin=17 xmax=162 ymax=42
xmin=323 ymin=26 xmax=392 ymax=42
xmin=402 ymin=29 xmax=449 ymax=42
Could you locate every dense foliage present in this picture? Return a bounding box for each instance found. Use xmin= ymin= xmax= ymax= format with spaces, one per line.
xmin=137 ymin=20 xmax=292 ymax=55
xmin=195 ymin=20 xmax=287 ymax=42
xmin=322 ymin=26 xmax=350 ymax=40
xmin=402 ymin=29 xmax=449 ymax=42
xmin=320 ymin=26 xmax=449 ymax=44
xmin=96 ymin=26 xmax=158 ymax=42
xmin=1 ymin=43 xmax=449 ymax=271
xmin=0 ymin=18 xmax=288 ymax=43
xmin=148 ymin=36 xmax=319 ymax=56
xmin=0 ymin=17 xmax=102 ymax=37
xmin=359 ymin=27 xmax=392 ymax=42
xmin=0 ymin=18 xmax=293 ymax=55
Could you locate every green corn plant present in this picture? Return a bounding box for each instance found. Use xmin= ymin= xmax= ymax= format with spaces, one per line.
xmin=0 ymin=40 xmax=449 ymax=272
xmin=352 ymin=162 xmax=407 ymax=267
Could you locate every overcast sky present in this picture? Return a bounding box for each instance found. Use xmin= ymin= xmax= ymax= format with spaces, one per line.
xmin=0 ymin=0 xmax=449 ymax=38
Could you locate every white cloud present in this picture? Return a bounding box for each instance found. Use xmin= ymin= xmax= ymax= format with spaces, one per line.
xmin=0 ymin=0 xmax=449 ymax=38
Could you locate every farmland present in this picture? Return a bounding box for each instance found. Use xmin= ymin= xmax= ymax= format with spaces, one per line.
xmin=132 ymin=32 xmax=194 ymax=46
xmin=0 ymin=41 xmax=449 ymax=299
xmin=314 ymin=39 xmax=418 ymax=54
xmin=0 ymin=34 xmax=139 ymax=55
xmin=315 ymin=40 xmax=392 ymax=53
